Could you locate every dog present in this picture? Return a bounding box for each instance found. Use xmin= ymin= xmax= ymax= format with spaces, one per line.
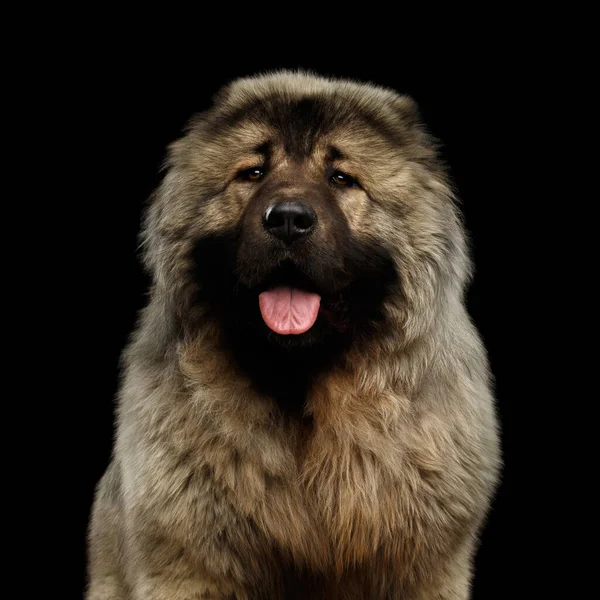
xmin=87 ymin=71 xmax=501 ymax=599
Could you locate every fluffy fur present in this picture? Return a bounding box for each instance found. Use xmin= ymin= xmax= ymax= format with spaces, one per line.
xmin=87 ymin=71 xmax=501 ymax=599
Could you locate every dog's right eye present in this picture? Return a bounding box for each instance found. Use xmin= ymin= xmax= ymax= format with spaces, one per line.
xmin=238 ymin=167 xmax=265 ymax=182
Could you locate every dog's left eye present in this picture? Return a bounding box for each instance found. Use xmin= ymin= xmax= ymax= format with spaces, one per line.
xmin=330 ymin=171 xmax=358 ymax=187
xmin=239 ymin=167 xmax=265 ymax=181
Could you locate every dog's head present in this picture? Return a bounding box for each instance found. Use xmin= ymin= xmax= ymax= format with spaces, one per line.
xmin=142 ymin=72 xmax=470 ymax=373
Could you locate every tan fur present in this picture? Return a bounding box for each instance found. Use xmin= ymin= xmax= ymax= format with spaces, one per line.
xmin=87 ymin=71 xmax=501 ymax=599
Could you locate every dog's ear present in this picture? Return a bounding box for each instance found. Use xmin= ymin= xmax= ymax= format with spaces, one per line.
xmin=138 ymin=142 xmax=174 ymax=281
xmin=138 ymin=135 xmax=190 ymax=282
xmin=386 ymin=93 xmax=445 ymax=174
xmin=392 ymin=94 xmax=423 ymax=128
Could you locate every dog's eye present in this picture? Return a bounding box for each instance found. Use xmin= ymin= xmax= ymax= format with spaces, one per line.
xmin=330 ymin=171 xmax=357 ymax=187
xmin=239 ymin=167 xmax=265 ymax=181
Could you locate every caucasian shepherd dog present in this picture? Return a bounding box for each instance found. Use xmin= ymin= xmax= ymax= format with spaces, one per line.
xmin=87 ymin=71 xmax=500 ymax=599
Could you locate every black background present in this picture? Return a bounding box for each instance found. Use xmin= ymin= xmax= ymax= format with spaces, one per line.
xmin=60 ymin=45 xmax=535 ymax=599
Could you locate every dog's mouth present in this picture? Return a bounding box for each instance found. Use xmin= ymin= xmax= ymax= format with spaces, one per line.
xmin=253 ymin=262 xmax=346 ymax=337
xmin=259 ymin=287 xmax=321 ymax=335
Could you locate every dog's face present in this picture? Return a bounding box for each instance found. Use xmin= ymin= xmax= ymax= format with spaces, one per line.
xmin=189 ymin=105 xmax=403 ymax=353
xmin=143 ymin=73 xmax=469 ymax=387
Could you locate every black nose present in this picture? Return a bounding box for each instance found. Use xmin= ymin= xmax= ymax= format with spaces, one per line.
xmin=263 ymin=201 xmax=317 ymax=244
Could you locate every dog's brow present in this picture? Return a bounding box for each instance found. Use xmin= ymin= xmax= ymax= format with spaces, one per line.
xmin=254 ymin=141 xmax=271 ymax=158
xmin=327 ymin=146 xmax=345 ymax=162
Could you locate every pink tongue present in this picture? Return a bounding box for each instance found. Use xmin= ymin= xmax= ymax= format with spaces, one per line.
xmin=259 ymin=287 xmax=321 ymax=335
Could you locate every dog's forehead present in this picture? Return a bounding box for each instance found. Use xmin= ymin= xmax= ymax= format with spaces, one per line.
xmin=207 ymin=93 xmax=405 ymax=158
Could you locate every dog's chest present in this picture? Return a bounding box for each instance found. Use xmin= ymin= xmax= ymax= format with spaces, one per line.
xmin=150 ymin=377 xmax=471 ymax=575
xmin=237 ymin=407 xmax=430 ymax=571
